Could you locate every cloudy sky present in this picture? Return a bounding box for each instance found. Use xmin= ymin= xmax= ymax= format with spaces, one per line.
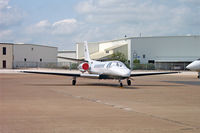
xmin=0 ymin=0 xmax=200 ymax=50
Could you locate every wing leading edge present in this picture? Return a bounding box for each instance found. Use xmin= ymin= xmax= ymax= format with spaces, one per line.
xmin=131 ymin=72 xmax=179 ymax=77
xmin=22 ymin=71 xmax=179 ymax=79
xmin=23 ymin=71 xmax=81 ymax=77
xmin=22 ymin=71 xmax=100 ymax=79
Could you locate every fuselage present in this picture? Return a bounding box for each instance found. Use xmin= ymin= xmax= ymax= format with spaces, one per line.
xmin=186 ymin=60 xmax=200 ymax=72
xmin=87 ymin=60 xmax=131 ymax=78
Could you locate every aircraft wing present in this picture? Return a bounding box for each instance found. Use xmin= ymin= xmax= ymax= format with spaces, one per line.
xmin=57 ymin=56 xmax=88 ymax=62
xmin=22 ymin=71 xmax=99 ymax=78
xmin=131 ymin=72 xmax=179 ymax=77
xmin=22 ymin=71 xmax=179 ymax=79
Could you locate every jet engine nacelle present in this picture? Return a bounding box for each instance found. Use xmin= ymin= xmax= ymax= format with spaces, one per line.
xmin=78 ymin=62 xmax=89 ymax=72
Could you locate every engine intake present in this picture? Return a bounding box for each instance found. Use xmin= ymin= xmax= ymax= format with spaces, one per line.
xmin=78 ymin=62 xmax=89 ymax=72
xmin=82 ymin=63 xmax=89 ymax=70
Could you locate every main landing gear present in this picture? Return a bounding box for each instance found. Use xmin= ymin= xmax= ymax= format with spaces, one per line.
xmin=119 ymin=80 xmax=123 ymax=87
xmin=72 ymin=77 xmax=76 ymax=85
xmin=127 ymin=79 xmax=131 ymax=86
xmin=119 ymin=79 xmax=132 ymax=87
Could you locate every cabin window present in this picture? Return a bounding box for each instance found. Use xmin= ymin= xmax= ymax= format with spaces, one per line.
xmin=24 ymin=58 xmax=27 ymax=62
xmin=40 ymin=58 xmax=42 ymax=62
xmin=106 ymin=62 xmax=112 ymax=68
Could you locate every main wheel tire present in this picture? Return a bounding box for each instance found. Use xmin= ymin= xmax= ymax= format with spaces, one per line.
xmin=198 ymin=76 xmax=200 ymax=79
xmin=127 ymin=79 xmax=131 ymax=86
xmin=72 ymin=80 xmax=76 ymax=85
xmin=120 ymin=82 xmax=123 ymax=87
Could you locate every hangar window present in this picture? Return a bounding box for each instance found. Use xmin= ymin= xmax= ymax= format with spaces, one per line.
xmin=106 ymin=50 xmax=109 ymax=53
xmin=143 ymin=54 xmax=146 ymax=59
xmin=3 ymin=47 xmax=6 ymax=55
xmin=24 ymin=58 xmax=27 ymax=62
xmin=3 ymin=60 xmax=6 ymax=68
xmin=40 ymin=58 xmax=42 ymax=62
xmin=148 ymin=60 xmax=155 ymax=64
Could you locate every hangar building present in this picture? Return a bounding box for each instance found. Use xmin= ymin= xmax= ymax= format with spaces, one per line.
xmin=77 ymin=35 xmax=200 ymax=70
xmin=0 ymin=43 xmax=57 ymax=69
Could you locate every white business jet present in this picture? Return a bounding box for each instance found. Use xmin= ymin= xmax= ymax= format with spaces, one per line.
xmin=23 ymin=41 xmax=178 ymax=87
xmin=186 ymin=59 xmax=200 ymax=78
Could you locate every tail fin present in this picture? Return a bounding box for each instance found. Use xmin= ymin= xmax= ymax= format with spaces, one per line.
xmin=84 ymin=41 xmax=91 ymax=61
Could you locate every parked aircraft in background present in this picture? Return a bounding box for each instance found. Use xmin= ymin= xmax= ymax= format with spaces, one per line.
xmin=186 ymin=59 xmax=200 ymax=78
xmin=23 ymin=41 xmax=178 ymax=87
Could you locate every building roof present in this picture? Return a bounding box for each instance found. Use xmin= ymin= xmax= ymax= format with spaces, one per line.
xmin=0 ymin=43 xmax=57 ymax=48
xmin=76 ymin=35 xmax=200 ymax=44
xmin=58 ymin=50 xmax=76 ymax=53
xmin=0 ymin=43 xmax=14 ymax=45
xmin=14 ymin=43 xmax=57 ymax=48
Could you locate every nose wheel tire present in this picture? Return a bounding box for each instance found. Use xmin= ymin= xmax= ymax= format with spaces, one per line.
xmin=72 ymin=80 xmax=76 ymax=85
xmin=127 ymin=79 xmax=131 ymax=86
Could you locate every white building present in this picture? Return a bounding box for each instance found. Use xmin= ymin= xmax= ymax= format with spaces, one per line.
xmin=0 ymin=43 xmax=13 ymax=69
xmin=77 ymin=35 xmax=200 ymax=70
xmin=0 ymin=43 xmax=57 ymax=69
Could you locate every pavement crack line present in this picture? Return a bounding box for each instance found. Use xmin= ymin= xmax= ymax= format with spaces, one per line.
xmin=50 ymin=88 xmax=199 ymax=130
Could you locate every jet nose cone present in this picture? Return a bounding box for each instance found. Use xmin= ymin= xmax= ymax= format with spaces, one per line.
xmin=127 ymin=69 xmax=131 ymax=75
xmin=186 ymin=64 xmax=192 ymax=70
xmin=122 ymin=69 xmax=131 ymax=77
xmin=186 ymin=64 xmax=191 ymax=69
xmin=186 ymin=61 xmax=200 ymax=71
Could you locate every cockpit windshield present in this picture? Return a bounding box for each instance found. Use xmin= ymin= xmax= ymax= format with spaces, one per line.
xmin=107 ymin=61 xmax=126 ymax=68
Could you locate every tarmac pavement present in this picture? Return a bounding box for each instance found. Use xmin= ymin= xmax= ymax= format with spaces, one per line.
xmin=0 ymin=70 xmax=200 ymax=133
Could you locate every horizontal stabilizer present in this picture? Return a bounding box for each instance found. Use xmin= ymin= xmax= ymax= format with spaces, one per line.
xmin=57 ymin=56 xmax=88 ymax=62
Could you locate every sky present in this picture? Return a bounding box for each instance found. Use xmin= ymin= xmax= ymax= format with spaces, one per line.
xmin=0 ymin=0 xmax=200 ymax=50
